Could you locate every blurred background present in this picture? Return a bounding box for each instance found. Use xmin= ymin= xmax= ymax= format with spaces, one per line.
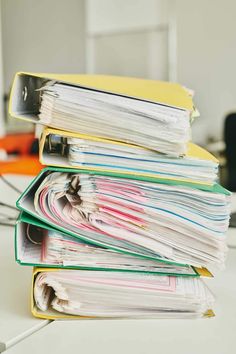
xmin=0 ymin=0 xmax=236 ymax=184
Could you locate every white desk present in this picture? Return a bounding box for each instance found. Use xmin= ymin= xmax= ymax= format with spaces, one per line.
xmin=5 ymin=248 xmax=236 ymax=354
xmin=0 ymin=175 xmax=236 ymax=353
xmin=0 ymin=175 xmax=49 ymax=352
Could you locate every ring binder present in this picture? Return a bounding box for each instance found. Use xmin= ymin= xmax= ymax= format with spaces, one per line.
xmin=10 ymin=72 xmax=230 ymax=319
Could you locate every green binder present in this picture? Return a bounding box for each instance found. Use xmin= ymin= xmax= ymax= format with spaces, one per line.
xmin=16 ymin=166 xmax=229 ymax=268
xmin=15 ymin=212 xmax=214 ymax=277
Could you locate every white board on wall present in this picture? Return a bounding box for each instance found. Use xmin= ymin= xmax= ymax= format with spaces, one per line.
xmin=86 ymin=0 xmax=170 ymax=80
xmin=86 ymin=0 xmax=170 ymax=35
xmin=90 ymin=29 xmax=168 ymax=80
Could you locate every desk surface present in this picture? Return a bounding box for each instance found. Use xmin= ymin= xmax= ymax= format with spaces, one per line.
xmin=0 ymin=175 xmax=235 ymax=354
xmin=5 ymin=248 xmax=236 ymax=354
xmin=0 ymin=175 xmax=49 ymax=352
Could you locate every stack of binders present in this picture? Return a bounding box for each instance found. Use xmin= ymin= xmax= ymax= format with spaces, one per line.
xmin=10 ymin=72 xmax=231 ymax=320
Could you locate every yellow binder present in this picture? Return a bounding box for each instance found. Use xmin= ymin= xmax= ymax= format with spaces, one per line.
xmin=31 ymin=267 xmax=214 ymax=320
xmin=39 ymin=127 xmax=218 ymax=186
xmin=31 ymin=268 xmax=87 ymax=320
xmin=9 ymin=72 xmax=194 ymax=124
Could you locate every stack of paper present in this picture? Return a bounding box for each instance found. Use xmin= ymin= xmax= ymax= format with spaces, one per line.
xmin=33 ymin=269 xmax=214 ymax=319
xmin=38 ymin=81 xmax=192 ymax=156
xmin=10 ymin=73 xmax=195 ymax=156
xmin=17 ymin=213 xmax=200 ymax=276
xmin=17 ymin=168 xmax=230 ymax=270
xmin=10 ymin=72 xmax=231 ymax=320
xmin=40 ymin=128 xmax=218 ymax=185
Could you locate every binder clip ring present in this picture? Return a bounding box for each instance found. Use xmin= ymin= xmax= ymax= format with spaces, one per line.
xmin=22 ymin=86 xmax=28 ymax=101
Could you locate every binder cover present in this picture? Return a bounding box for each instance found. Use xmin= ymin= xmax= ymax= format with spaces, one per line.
xmin=9 ymin=72 xmax=194 ymax=125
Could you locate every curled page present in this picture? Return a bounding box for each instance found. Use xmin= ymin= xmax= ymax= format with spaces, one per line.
xmin=33 ymin=171 xmax=230 ymax=270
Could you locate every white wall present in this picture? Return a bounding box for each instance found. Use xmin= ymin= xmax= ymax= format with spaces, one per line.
xmin=1 ymin=0 xmax=86 ymax=93
xmin=175 ymin=0 xmax=236 ymax=144
xmin=1 ymin=0 xmax=86 ymax=132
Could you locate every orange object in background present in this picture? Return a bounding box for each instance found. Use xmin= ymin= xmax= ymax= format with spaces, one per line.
xmin=0 ymin=156 xmax=43 ymax=175
xmin=0 ymin=133 xmax=43 ymax=175
xmin=0 ymin=132 xmax=36 ymax=155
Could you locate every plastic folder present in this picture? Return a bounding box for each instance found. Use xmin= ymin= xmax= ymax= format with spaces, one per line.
xmin=15 ymin=211 xmax=212 ymax=277
xmin=39 ymin=127 xmax=218 ymax=186
xmin=31 ymin=267 xmax=215 ymax=320
xmin=9 ymin=72 xmax=194 ymax=124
